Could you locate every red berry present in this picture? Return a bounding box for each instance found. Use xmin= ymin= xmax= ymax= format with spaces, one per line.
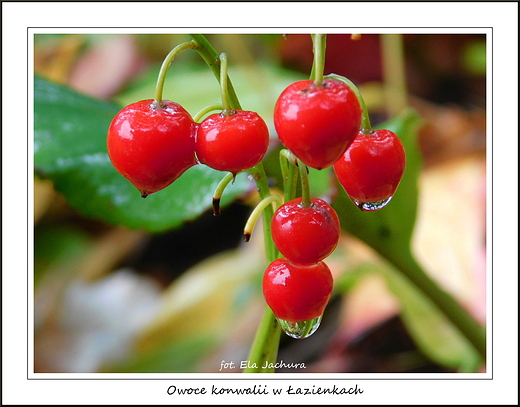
xmin=274 ymin=79 xmax=362 ymax=170
xmin=107 ymin=99 xmax=197 ymax=197
xmin=334 ymin=129 xmax=406 ymax=211
xmin=271 ymin=198 xmax=340 ymax=265
xmin=262 ymin=258 xmax=333 ymax=323
xmin=196 ymin=110 xmax=269 ymax=175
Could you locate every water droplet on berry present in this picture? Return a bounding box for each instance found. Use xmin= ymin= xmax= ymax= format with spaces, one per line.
xmin=277 ymin=316 xmax=322 ymax=339
xmin=353 ymin=197 xmax=393 ymax=211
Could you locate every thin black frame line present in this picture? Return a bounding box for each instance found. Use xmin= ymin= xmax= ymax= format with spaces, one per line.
xmin=28 ymin=29 xmax=492 ymax=380
xmin=27 ymin=26 xmax=492 ymax=30
xmin=489 ymin=24 xmax=493 ymax=382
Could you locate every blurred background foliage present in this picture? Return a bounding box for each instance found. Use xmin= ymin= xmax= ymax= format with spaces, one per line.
xmin=33 ymin=33 xmax=486 ymax=373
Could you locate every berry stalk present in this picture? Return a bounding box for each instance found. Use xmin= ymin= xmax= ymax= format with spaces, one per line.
xmin=311 ymin=34 xmax=327 ymax=86
xmin=193 ymin=104 xmax=224 ymax=123
xmin=325 ymin=73 xmax=373 ymax=134
xmin=218 ymin=52 xmax=234 ymax=115
xmin=154 ymin=40 xmax=197 ymax=106
xmin=297 ymin=159 xmax=312 ymax=208
xmin=279 ymin=149 xmax=299 ymax=203
xmin=381 ymin=34 xmax=408 ymax=118
xmin=243 ymin=194 xmax=282 ymax=242
xmin=211 ymin=172 xmax=235 ymax=216
xmin=190 ymin=34 xmax=242 ymax=110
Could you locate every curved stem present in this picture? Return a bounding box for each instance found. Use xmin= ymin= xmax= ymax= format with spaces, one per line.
xmin=193 ymin=104 xmax=224 ymax=123
xmin=190 ymin=34 xmax=242 ymax=110
xmin=154 ymin=40 xmax=197 ymax=106
xmin=211 ymin=172 xmax=235 ymax=216
xmin=243 ymin=195 xmax=282 ymax=242
xmin=247 ymin=164 xmax=278 ymax=263
xmin=325 ymin=73 xmax=373 ymax=134
xmin=218 ymin=53 xmax=234 ymax=115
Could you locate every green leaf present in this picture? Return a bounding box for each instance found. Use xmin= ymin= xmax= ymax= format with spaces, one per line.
xmin=34 ymin=75 xmax=253 ymax=233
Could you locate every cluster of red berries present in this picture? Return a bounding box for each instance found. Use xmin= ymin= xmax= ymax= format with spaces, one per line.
xmin=263 ymin=198 xmax=338 ymax=327
xmin=107 ymin=100 xmax=269 ymax=198
xmin=262 ymin=78 xmax=406 ymax=331
xmin=106 ymin=72 xmax=406 ymax=338
xmin=274 ymin=78 xmax=406 ymax=210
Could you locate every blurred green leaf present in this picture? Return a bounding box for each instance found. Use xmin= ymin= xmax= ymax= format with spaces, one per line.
xmin=106 ymin=245 xmax=264 ymax=373
xmin=34 ymin=75 xmax=253 ymax=233
xmin=332 ymin=262 xmax=374 ymax=295
xmin=103 ymin=333 xmax=217 ymax=373
xmin=462 ymin=39 xmax=486 ymax=76
xmin=34 ymin=224 xmax=92 ymax=288
xmin=379 ymin=264 xmax=481 ymax=371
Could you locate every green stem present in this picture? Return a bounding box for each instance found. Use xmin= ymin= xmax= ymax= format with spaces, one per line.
xmin=311 ymin=34 xmax=327 ymax=86
xmin=189 ymin=34 xmax=281 ymax=373
xmin=244 ymin=153 xmax=303 ymax=373
xmin=381 ymin=34 xmax=408 ymax=118
xmin=154 ymin=40 xmax=197 ymax=106
xmin=193 ymin=104 xmax=224 ymax=123
xmin=279 ymin=149 xmax=299 ymax=203
xmin=243 ymin=195 xmax=282 ymax=242
xmin=297 ymin=159 xmax=311 ymax=207
xmin=325 ymin=73 xmax=373 ymax=133
xmin=244 ymin=163 xmax=283 ymax=373
xmin=248 ymin=164 xmax=278 ymax=263
xmin=243 ymin=306 xmax=282 ymax=373
xmin=189 ymin=34 xmax=242 ymax=110
xmin=211 ymin=172 xmax=235 ymax=216
xmin=218 ymin=53 xmax=234 ymax=114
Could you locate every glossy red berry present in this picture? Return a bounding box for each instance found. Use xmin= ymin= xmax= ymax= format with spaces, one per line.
xmin=262 ymin=258 xmax=333 ymax=323
xmin=196 ymin=110 xmax=269 ymax=175
xmin=107 ymin=99 xmax=197 ymax=197
xmin=273 ymin=79 xmax=362 ymax=170
xmin=334 ymin=129 xmax=406 ymax=211
xmin=271 ymin=198 xmax=340 ymax=265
